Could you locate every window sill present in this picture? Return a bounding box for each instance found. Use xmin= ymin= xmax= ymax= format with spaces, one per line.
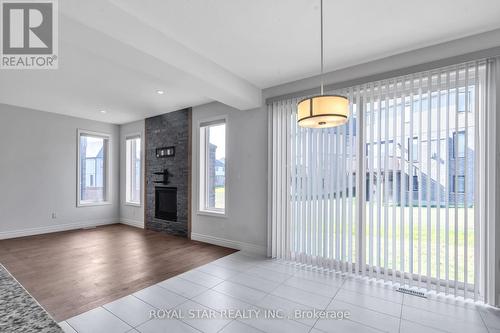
xmin=77 ymin=201 xmax=112 ymax=208
xmin=124 ymin=202 xmax=141 ymax=207
xmin=197 ymin=210 xmax=227 ymax=219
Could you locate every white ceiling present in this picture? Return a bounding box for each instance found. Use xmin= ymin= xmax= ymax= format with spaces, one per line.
xmin=1 ymin=0 xmax=500 ymax=124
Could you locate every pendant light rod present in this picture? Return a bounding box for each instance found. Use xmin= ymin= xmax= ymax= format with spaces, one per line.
xmin=297 ymin=0 xmax=349 ymax=129
xmin=320 ymin=0 xmax=324 ymax=95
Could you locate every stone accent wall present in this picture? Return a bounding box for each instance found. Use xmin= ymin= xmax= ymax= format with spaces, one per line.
xmin=145 ymin=108 xmax=190 ymax=237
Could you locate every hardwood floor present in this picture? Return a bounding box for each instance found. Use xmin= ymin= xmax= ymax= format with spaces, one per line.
xmin=0 ymin=224 xmax=236 ymax=322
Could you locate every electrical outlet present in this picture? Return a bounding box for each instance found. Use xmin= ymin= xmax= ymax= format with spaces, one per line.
xmin=51 ymin=212 xmax=57 ymax=219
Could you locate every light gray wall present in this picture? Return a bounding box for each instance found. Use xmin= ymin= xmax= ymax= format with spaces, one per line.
xmin=119 ymin=120 xmax=145 ymax=228
xmin=0 ymin=104 xmax=120 ymax=238
xmin=191 ymin=102 xmax=267 ymax=253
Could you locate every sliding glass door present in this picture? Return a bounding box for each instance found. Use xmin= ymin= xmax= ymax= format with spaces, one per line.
xmin=269 ymin=60 xmax=488 ymax=301
xmin=358 ymin=63 xmax=484 ymax=299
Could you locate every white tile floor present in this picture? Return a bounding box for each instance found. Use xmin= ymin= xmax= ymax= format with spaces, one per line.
xmin=60 ymin=252 xmax=500 ymax=333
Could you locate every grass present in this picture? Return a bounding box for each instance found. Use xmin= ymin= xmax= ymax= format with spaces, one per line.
xmin=291 ymin=201 xmax=476 ymax=284
xmin=215 ymin=186 xmax=225 ymax=209
xmin=215 ymin=184 xmax=476 ymax=284
xmin=365 ymin=203 xmax=475 ymax=284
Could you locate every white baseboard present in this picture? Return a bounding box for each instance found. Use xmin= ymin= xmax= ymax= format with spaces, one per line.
xmin=120 ymin=218 xmax=144 ymax=229
xmin=191 ymin=232 xmax=266 ymax=255
xmin=0 ymin=218 xmax=120 ymax=240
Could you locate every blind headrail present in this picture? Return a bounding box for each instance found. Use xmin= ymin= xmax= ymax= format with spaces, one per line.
xmin=265 ymin=47 xmax=500 ymax=105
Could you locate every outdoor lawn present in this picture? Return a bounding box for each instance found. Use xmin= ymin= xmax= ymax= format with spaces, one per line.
xmin=364 ymin=204 xmax=475 ymax=284
xmin=291 ymin=201 xmax=476 ymax=284
xmin=215 ymin=186 xmax=225 ymax=209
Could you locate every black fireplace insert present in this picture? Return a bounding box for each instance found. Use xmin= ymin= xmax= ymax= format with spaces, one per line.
xmin=155 ymin=187 xmax=177 ymax=221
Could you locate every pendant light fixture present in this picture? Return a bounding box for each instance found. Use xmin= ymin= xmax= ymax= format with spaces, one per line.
xmin=297 ymin=0 xmax=349 ymax=128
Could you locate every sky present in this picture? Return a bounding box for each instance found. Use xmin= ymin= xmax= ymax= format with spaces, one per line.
xmin=83 ymin=136 xmax=104 ymax=157
xmin=209 ymin=124 xmax=226 ymax=160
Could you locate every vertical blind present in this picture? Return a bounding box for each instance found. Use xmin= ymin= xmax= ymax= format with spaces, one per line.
xmin=268 ymin=60 xmax=489 ymax=301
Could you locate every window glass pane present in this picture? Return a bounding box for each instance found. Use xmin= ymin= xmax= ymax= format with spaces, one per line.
xmin=454 ymin=131 xmax=465 ymax=158
xmin=453 ymin=175 xmax=466 ymax=193
xmin=80 ymin=135 xmax=106 ymax=203
xmin=458 ymin=87 xmax=466 ymax=112
xmin=458 ymin=175 xmax=465 ymax=193
xmin=458 ymin=86 xmax=474 ymax=113
xmin=468 ymin=86 xmax=474 ymax=112
xmin=126 ymin=137 xmax=141 ymax=204
xmin=408 ymin=137 xmax=418 ymax=161
xmin=200 ymin=121 xmax=226 ymax=213
xmin=431 ymin=138 xmax=438 ymax=159
xmin=206 ymin=124 xmax=226 ymax=210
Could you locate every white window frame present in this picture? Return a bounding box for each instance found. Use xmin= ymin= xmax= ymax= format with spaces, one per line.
xmin=125 ymin=133 xmax=142 ymax=206
xmin=77 ymin=129 xmax=111 ymax=207
xmin=198 ymin=117 xmax=227 ymax=217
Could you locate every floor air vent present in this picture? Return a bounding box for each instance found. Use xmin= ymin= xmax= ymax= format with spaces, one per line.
xmin=396 ymin=287 xmax=427 ymax=298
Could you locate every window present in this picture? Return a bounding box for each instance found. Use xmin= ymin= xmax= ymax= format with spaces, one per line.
xmin=405 ymin=175 xmax=419 ymax=191
xmin=78 ymin=130 xmax=110 ymax=206
xmin=452 ymin=175 xmax=465 ymax=193
xmin=431 ymin=138 xmax=438 ymax=159
xmin=408 ymin=137 xmax=418 ymax=161
xmin=458 ymin=86 xmax=473 ymax=112
xmin=406 ymin=175 xmax=419 ymax=191
xmin=453 ymin=131 xmax=465 ymax=158
xmin=199 ymin=119 xmax=226 ymax=214
xmin=126 ymin=135 xmax=141 ymax=205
